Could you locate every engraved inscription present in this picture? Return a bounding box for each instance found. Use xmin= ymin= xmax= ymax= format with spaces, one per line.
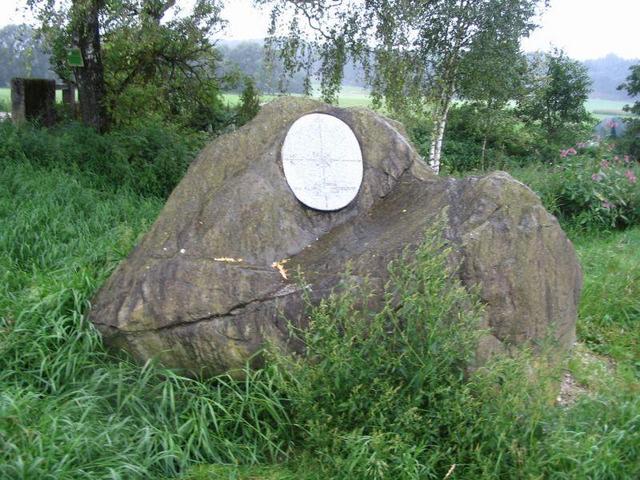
xmin=281 ymin=113 xmax=363 ymax=211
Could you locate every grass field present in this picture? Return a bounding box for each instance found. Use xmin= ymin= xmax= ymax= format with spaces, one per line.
xmin=0 ymin=87 xmax=370 ymax=112
xmin=1 ymin=86 xmax=631 ymax=119
xmin=586 ymin=98 xmax=630 ymax=118
xmin=0 ymin=120 xmax=638 ymax=478
xmin=0 ymin=87 xmax=63 ymax=111
xmin=221 ymin=85 xmax=372 ymax=108
xmin=228 ymin=87 xmax=632 ymax=114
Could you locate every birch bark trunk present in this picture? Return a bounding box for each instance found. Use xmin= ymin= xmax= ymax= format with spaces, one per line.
xmin=481 ymin=135 xmax=488 ymax=170
xmin=428 ymin=96 xmax=452 ymax=173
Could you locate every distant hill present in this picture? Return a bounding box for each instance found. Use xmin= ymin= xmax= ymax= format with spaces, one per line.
xmin=583 ymin=54 xmax=638 ymax=101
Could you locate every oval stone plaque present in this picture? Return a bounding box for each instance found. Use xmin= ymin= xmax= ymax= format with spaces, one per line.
xmin=282 ymin=113 xmax=363 ymax=211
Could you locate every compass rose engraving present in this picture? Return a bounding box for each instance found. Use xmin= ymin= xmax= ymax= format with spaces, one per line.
xmin=282 ymin=113 xmax=363 ymax=211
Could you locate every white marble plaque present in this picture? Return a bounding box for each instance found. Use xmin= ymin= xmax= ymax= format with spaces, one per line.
xmin=282 ymin=113 xmax=363 ymax=211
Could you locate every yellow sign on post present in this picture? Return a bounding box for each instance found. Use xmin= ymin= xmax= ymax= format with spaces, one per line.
xmin=67 ymin=48 xmax=84 ymax=67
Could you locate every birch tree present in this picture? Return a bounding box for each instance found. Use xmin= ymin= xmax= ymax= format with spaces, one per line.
xmin=257 ymin=0 xmax=543 ymax=172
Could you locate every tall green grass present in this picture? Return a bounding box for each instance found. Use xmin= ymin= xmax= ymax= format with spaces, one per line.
xmin=571 ymin=228 xmax=640 ymax=371
xmin=1 ymin=123 xmax=639 ymax=479
xmin=0 ymin=161 xmax=294 ymax=478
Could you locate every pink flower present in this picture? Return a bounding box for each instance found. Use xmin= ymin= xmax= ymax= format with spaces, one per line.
xmin=614 ymin=155 xmax=620 ymax=163
xmin=625 ymin=170 xmax=637 ymax=184
xmin=592 ymin=173 xmax=604 ymax=182
xmin=602 ymin=200 xmax=614 ymax=209
xmin=624 ymin=155 xmax=630 ymax=164
xmin=560 ymin=150 xmax=568 ymax=158
xmin=567 ymin=147 xmax=577 ymax=156
xmin=601 ymin=160 xmax=610 ymax=169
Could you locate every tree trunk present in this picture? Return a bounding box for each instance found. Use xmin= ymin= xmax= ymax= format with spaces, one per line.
xmin=73 ymin=0 xmax=109 ymax=132
xmin=428 ymin=99 xmax=452 ymax=173
xmin=428 ymin=121 xmax=438 ymax=169
xmin=481 ymin=135 xmax=488 ymax=170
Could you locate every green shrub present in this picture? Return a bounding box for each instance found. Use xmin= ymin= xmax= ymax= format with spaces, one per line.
xmin=406 ymin=105 xmax=565 ymax=174
xmin=268 ymin=224 xmax=484 ymax=478
xmin=0 ymin=119 xmax=207 ymax=198
xmin=401 ymin=111 xmax=433 ymax=157
xmin=510 ymin=143 xmax=640 ymax=229
xmin=237 ymin=77 xmax=262 ymax=126
xmin=560 ymin=153 xmax=639 ymax=228
xmin=441 ymin=104 xmax=541 ymax=172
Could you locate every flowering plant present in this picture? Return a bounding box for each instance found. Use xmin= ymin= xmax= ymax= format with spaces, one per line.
xmin=557 ymin=147 xmax=639 ymax=228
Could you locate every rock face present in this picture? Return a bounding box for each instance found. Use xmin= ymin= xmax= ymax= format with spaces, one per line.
xmin=89 ymin=97 xmax=582 ymax=376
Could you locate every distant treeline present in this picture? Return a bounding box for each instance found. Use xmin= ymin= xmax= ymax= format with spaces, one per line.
xmin=0 ymin=24 xmax=636 ymax=101
xmin=217 ymin=41 xmax=640 ymax=101
xmin=0 ymin=24 xmax=56 ymax=86
xmin=217 ymin=39 xmax=366 ymax=93
xmin=217 ymin=39 xmax=307 ymax=94
xmin=584 ymin=54 xmax=639 ymax=101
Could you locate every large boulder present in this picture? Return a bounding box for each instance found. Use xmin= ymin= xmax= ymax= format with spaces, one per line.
xmin=89 ymin=97 xmax=582 ymax=376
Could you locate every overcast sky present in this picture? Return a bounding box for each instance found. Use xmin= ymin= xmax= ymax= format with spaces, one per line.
xmin=1 ymin=0 xmax=639 ymax=60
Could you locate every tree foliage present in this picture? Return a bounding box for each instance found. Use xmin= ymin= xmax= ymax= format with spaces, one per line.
xmin=0 ymin=24 xmax=55 ymax=87
xmin=619 ymin=64 xmax=640 ymax=117
xmin=257 ymin=0 xmax=543 ymax=171
xmin=27 ymin=0 xmax=228 ymax=130
xmin=618 ymin=63 xmax=640 ymax=159
xmin=518 ymin=49 xmax=593 ymax=142
xmin=458 ymin=39 xmax=529 ymax=168
xmin=236 ymin=77 xmax=261 ymax=125
xmin=103 ymin=0 xmax=227 ymax=128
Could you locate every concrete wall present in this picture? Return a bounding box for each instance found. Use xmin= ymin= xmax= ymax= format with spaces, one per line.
xmin=11 ymin=78 xmax=57 ymax=126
